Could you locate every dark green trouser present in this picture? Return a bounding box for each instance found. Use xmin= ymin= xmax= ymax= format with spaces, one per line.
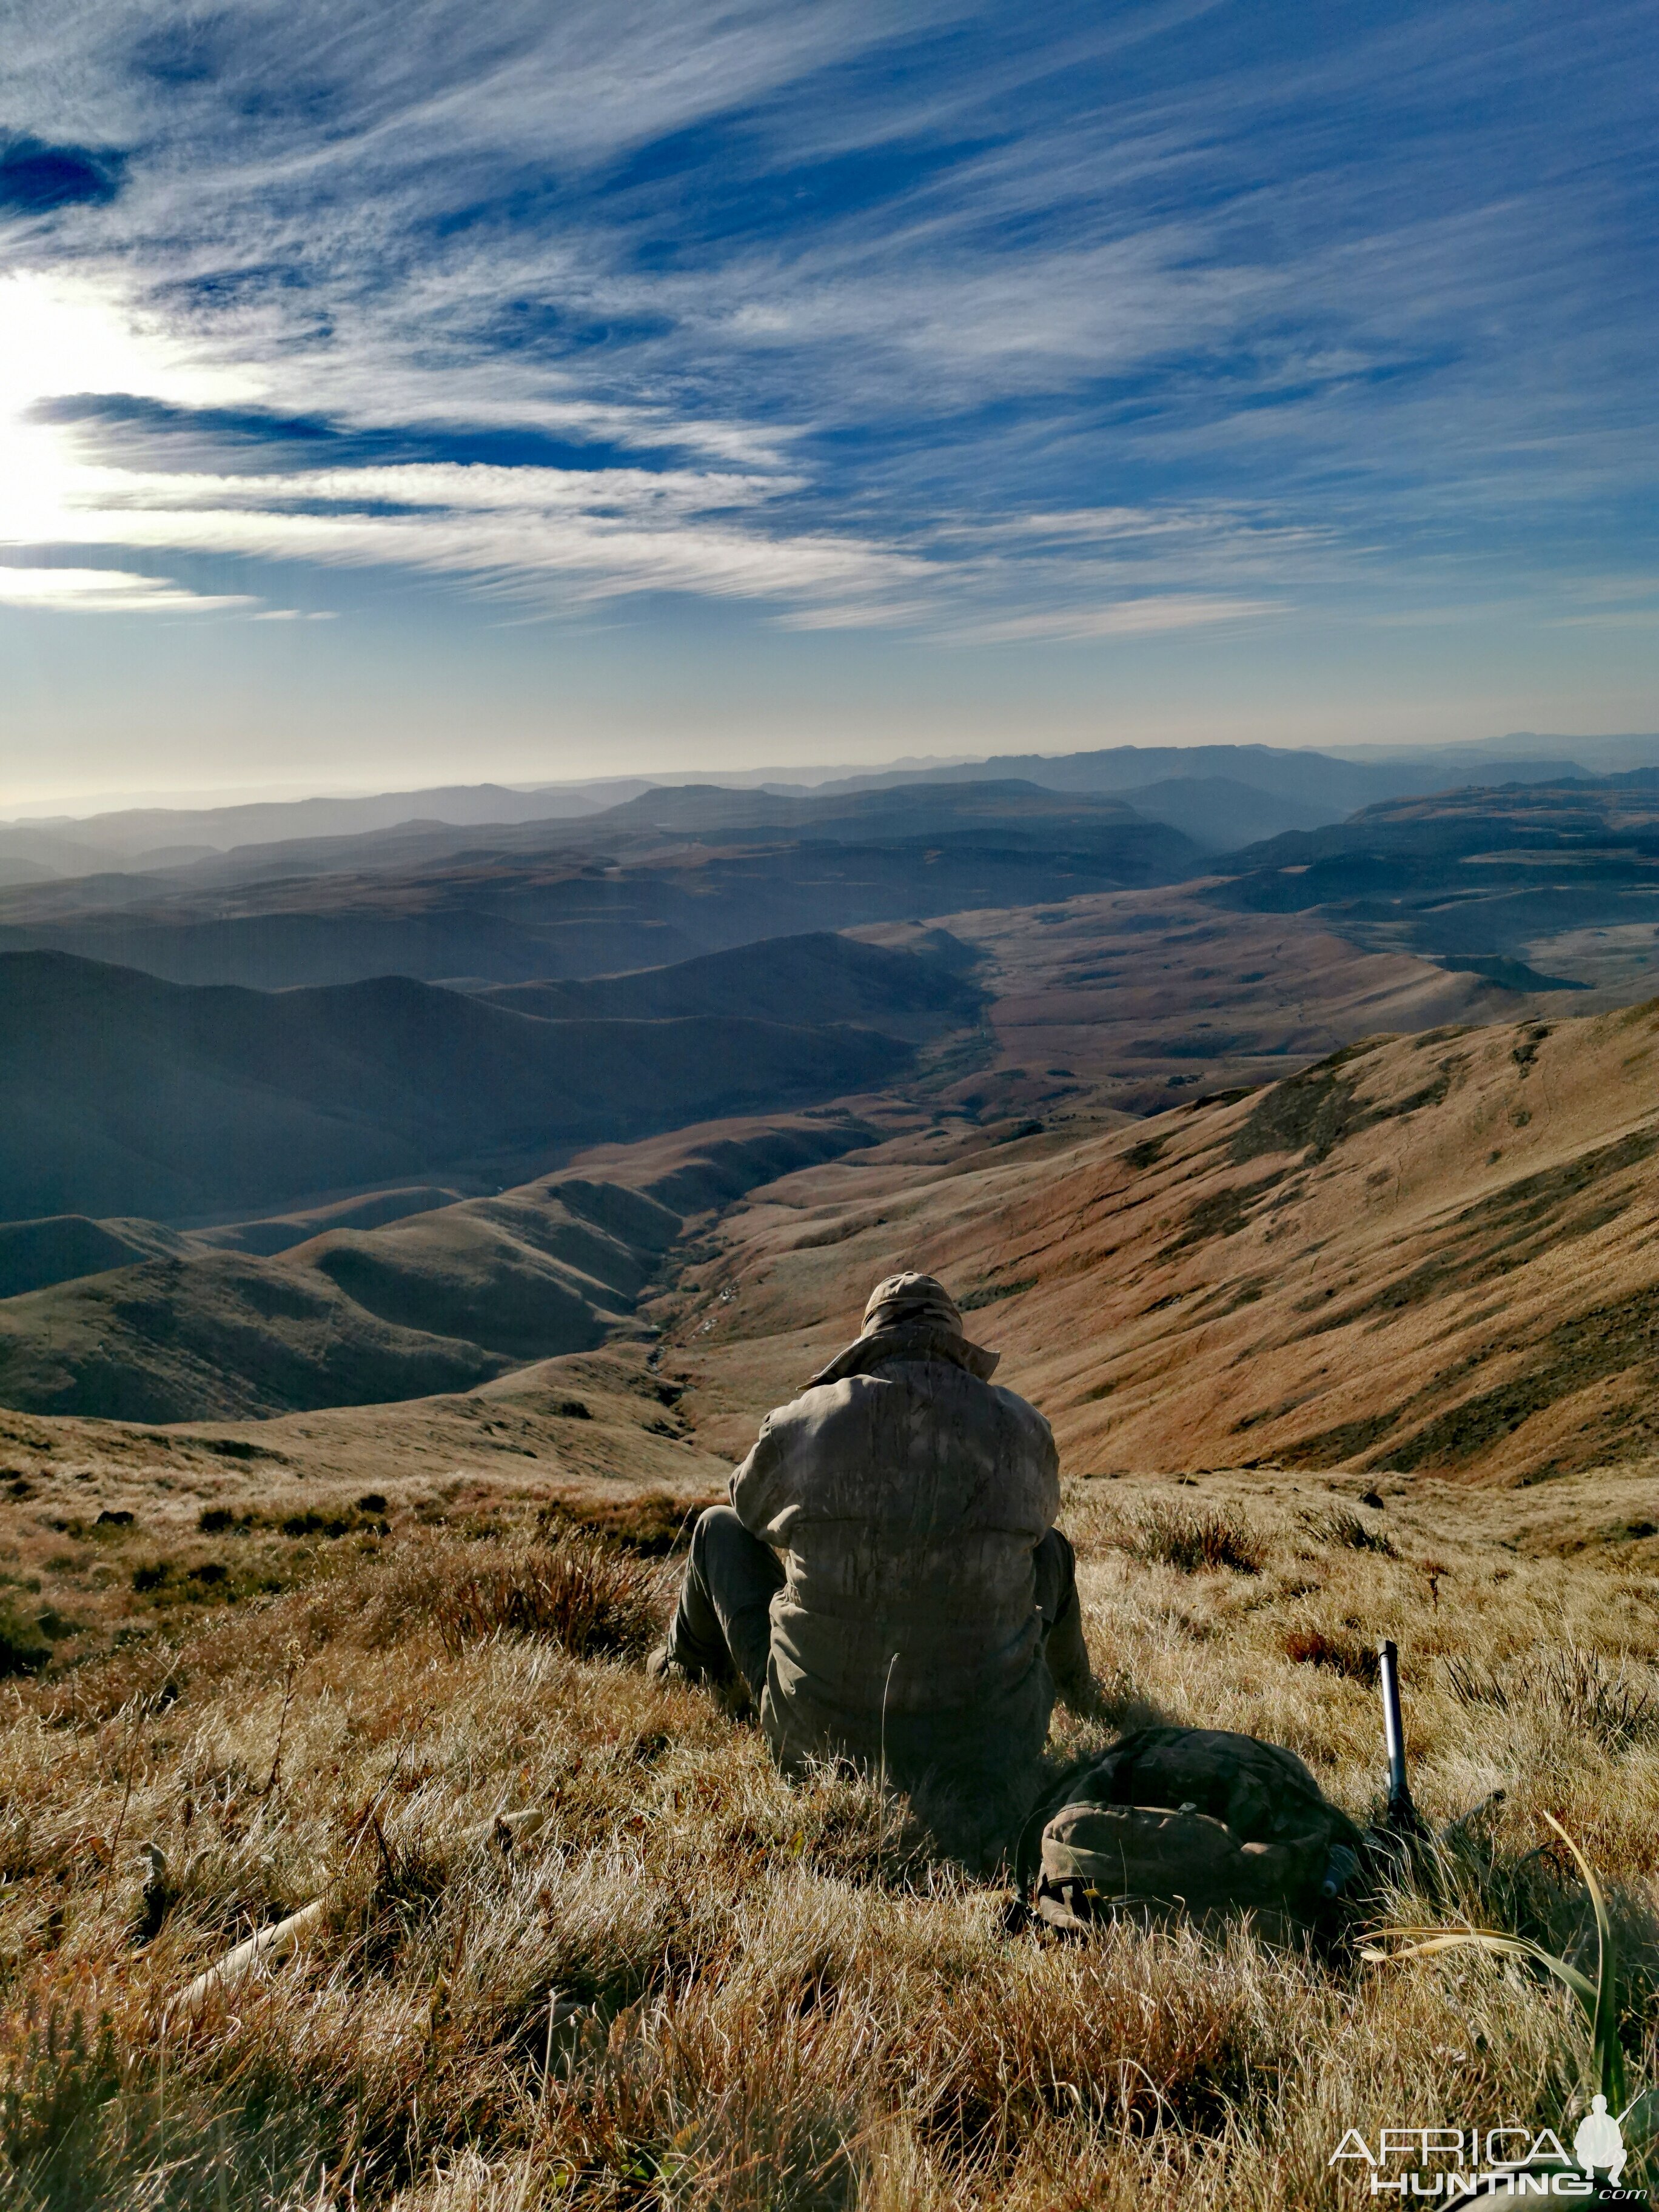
xmin=664 ymin=1504 xmax=1092 ymax=1709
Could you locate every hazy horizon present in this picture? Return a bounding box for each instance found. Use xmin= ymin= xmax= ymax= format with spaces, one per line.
xmin=9 ymin=725 xmax=1659 ymax=823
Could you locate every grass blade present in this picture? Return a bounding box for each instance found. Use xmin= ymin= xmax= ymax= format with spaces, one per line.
xmin=1543 ymin=1811 xmax=1625 ymax=2111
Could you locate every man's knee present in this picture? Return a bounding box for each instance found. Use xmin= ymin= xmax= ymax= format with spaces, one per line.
xmin=691 ymin=1503 xmax=785 ymax=1598
xmin=678 ymin=1503 xmax=780 ymax=1701
xmin=689 ymin=1501 xmax=745 ymax=1570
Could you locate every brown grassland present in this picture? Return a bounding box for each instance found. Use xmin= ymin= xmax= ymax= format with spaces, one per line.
xmin=2 ymin=1435 xmax=1657 ymax=2210
xmin=6 ymin=994 xmax=1659 ymax=2208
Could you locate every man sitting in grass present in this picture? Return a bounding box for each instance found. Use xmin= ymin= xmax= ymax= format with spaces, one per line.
xmin=651 ymin=1271 xmax=1092 ymax=1862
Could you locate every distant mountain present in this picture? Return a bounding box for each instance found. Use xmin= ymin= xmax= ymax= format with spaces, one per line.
xmin=586 ymin=778 xmax=1150 ymax=845
xmin=0 ymin=781 xmax=618 ymax=873
xmin=1329 ymin=731 xmax=1659 ymax=773
xmin=813 ymin=742 xmax=1592 ymax=818
xmin=0 ymin=855 xmax=59 ymax=888
xmin=1109 ymin=776 xmax=1335 ymax=850
xmin=1207 ymin=774 xmax=1659 ymax=994
xmin=12 ymin=738 xmax=1638 ymax=883
xmin=0 ymin=946 xmax=925 ymax=1221
xmin=0 ymin=786 xmax=1204 ymax=990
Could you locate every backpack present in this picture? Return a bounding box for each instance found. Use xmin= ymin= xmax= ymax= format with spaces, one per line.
xmin=1018 ymin=1726 xmax=1364 ymax=1942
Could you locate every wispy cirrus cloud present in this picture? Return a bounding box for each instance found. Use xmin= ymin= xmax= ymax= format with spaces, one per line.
xmin=951 ymin=596 xmax=1281 ymax=645
xmin=0 ymin=565 xmax=256 ymax=612
xmin=0 ymin=0 xmax=1654 ymax=655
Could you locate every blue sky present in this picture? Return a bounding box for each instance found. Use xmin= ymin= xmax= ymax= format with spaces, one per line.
xmin=1 ymin=1 xmax=1655 ymax=802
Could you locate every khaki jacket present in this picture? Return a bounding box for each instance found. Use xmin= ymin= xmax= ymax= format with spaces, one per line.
xmin=731 ymin=1349 xmax=1061 ymax=1854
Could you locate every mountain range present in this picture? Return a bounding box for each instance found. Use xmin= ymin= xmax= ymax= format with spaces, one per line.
xmin=4 ymin=733 xmax=1628 ymax=886
xmin=0 ymin=782 xmax=1202 ymax=989
xmin=7 ymin=745 xmax=1659 ymax=1452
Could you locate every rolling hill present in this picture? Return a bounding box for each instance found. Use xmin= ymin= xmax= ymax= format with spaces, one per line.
xmin=471 ymin=928 xmax=984 ymax=1034
xmin=1209 ymin=771 xmax=1659 ymax=999
xmin=0 ymin=1116 xmax=879 ymax=1420
xmin=0 ymin=782 xmax=1204 ymax=989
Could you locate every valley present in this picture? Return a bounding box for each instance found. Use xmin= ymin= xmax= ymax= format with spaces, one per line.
xmin=662 ymin=999 xmax=1659 ymax=1487
xmin=8 ymin=747 xmax=1659 ymax=1471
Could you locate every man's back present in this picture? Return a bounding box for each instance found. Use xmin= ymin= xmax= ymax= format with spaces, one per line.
xmin=733 ymin=1350 xmax=1061 ymax=1833
xmin=654 ymin=1270 xmax=1087 ymax=1864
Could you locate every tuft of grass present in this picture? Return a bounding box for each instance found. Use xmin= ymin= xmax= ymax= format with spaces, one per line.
xmin=1281 ymin=1624 xmax=1380 ymax=1683
xmin=1535 ymin=1648 xmax=1659 ymax=1752
xmin=1298 ymin=1504 xmax=1398 ymax=1557
xmin=372 ymin=1533 xmax=666 ymax=1660
xmin=1125 ymin=1501 xmax=1267 ymax=1575
xmin=1365 ymin=1816 xmax=1655 ymax=2156
xmin=1446 ymin=1644 xmax=1659 ymax=1753
xmin=535 ymin=1490 xmax=723 ymax=1558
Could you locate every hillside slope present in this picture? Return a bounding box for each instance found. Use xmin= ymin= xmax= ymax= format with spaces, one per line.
xmin=0 ymin=1117 xmax=879 ymax=1420
xmin=857 ymin=883 xmax=1510 ymax=1120
xmin=0 ymin=950 xmax=914 ymax=1219
xmin=665 ymin=999 xmax=1659 ymax=1484
xmin=472 ymin=928 xmax=983 ymax=1034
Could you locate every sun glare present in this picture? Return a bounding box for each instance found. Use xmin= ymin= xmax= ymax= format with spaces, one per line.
xmin=0 ymin=271 xmax=262 ymax=568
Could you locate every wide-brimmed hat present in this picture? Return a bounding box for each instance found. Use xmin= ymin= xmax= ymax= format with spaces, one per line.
xmin=809 ymin=1270 xmax=999 ymax=1386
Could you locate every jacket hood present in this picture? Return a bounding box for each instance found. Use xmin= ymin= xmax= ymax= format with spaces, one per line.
xmin=809 ymin=1273 xmax=999 ymax=1386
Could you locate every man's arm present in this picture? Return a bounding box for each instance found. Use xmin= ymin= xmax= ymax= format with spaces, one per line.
xmin=729 ymin=1401 xmax=808 ymax=1546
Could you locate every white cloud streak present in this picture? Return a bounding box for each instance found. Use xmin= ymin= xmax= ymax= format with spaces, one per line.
xmin=0 ymin=565 xmax=256 ymax=612
xmin=956 ymin=595 xmax=1281 ymax=643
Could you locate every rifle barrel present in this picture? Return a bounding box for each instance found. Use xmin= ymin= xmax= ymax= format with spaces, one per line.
xmin=1378 ymin=1638 xmax=1418 ymax=1829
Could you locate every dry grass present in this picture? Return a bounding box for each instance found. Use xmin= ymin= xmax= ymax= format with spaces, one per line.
xmin=368 ymin=1535 xmax=666 ymax=1661
xmin=1298 ymin=1506 xmax=1398 ymax=1560
xmin=1121 ymin=1500 xmax=1268 ymax=1576
xmin=1 ymin=1466 xmax=1657 ymax=2209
